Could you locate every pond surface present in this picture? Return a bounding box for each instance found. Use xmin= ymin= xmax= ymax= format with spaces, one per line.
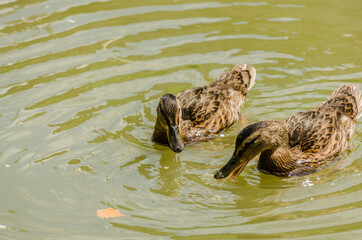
xmin=0 ymin=0 xmax=361 ymax=239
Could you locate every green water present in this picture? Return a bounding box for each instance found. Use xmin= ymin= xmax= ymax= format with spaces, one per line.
xmin=0 ymin=0 xmax=361 ymax=239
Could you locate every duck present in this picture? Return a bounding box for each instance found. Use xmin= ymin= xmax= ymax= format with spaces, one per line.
xmin=152 ymin=63 xmax=256 ymax=152
xmin=214 ymin=84 xmax=361 ymax=178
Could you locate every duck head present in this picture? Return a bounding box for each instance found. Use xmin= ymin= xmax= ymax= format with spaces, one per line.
xmin=214 ymin=121 xmax=288 ymax=179
xmin=156 ymin=94 xmax=184 ymax=153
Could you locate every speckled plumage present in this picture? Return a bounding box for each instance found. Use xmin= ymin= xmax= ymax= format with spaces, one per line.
xmin=280 ymin=85 xmax=361 ymax=176
xmin=215 ymin=85 xmax=361 ymax=178
xmin=152 ymin=63 xmax=256 ymax=152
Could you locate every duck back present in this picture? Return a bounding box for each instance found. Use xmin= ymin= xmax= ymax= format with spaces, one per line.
xmin=177 ymin=63 xmax=256 ymax=143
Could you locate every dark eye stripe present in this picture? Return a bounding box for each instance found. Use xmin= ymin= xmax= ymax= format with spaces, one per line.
xmin=237 ymin=136 xmax=259 ymax=157
xmin=236 ymin=122 xmax=265 ymax=146
xmin=160 ymin=108 xmax=172 ymax=126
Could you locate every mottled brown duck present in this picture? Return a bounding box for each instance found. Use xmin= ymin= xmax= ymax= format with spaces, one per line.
xmin=152 ymin=63 xmax=256 ymax=152
xmin=215 ymin=84 xmax=361 ymax=178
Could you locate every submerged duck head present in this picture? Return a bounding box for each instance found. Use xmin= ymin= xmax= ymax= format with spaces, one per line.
xmin=214 ymin=121 xmax=288 ymax=179
xmin=156 ymin=94 xmax=184 ymax=153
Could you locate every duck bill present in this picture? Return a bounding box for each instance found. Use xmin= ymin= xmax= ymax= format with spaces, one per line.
xmin=214 ymin=154 xmax=249 ymax=179
xmin=167 ymin=125 xmax=184 ymax=153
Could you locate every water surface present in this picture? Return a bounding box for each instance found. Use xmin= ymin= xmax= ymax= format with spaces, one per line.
xmin=0 ymin=0 xmax=361 ymax=239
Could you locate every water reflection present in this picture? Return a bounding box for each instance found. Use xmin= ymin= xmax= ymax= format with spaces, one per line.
xmin=150 ymin=151 xmax=183 ymax=197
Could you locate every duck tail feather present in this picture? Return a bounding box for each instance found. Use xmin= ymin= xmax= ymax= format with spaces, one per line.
xmin=324 ymin=84 xmax=362 ymax=121
xmin=214 ymin=63 xmax=256 ymax=95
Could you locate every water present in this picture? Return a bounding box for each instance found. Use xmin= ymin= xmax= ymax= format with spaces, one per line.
xmin=0 ymin=0 xmax=361 ymax=239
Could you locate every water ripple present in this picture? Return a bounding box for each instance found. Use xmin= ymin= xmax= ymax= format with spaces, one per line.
xmin=0 ymin=0 xmax=361 ymax=239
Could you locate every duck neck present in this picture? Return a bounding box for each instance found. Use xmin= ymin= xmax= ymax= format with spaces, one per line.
xmin=258 ymin=146 xmax=297 ymax=177
xmin=255 ymin=121 xmax=297 ymax=177
xmin=152 ymin=118 xmax=168 ymax=145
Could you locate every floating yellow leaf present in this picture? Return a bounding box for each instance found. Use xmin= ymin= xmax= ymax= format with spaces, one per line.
xmin=96 ymin=208 xmax=125 ymax=218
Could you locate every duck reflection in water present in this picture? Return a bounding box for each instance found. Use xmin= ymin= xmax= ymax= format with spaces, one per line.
xmin=150 ymin=151 xmax=182 ymax=197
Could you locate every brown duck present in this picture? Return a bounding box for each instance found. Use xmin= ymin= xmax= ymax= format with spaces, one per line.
xmin=215 ymin=84 xmax=361 ymax=178
xmin=152 ymin=63 xmax=256 ymax=152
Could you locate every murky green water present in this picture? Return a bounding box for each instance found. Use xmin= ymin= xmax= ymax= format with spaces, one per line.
xmin=1 ymin=0 xmax=361 ymax=239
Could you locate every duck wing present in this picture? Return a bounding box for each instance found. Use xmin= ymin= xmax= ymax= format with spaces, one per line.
xmin=177 ymin=85 xmax=232 ymax=129
xmin=286 ymin=110 xmax=340 ymax=153
xmin=286 ymin=84 xmax=361 ymax=154
xmin=178 ymin=63 xmax=255 ymax=129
